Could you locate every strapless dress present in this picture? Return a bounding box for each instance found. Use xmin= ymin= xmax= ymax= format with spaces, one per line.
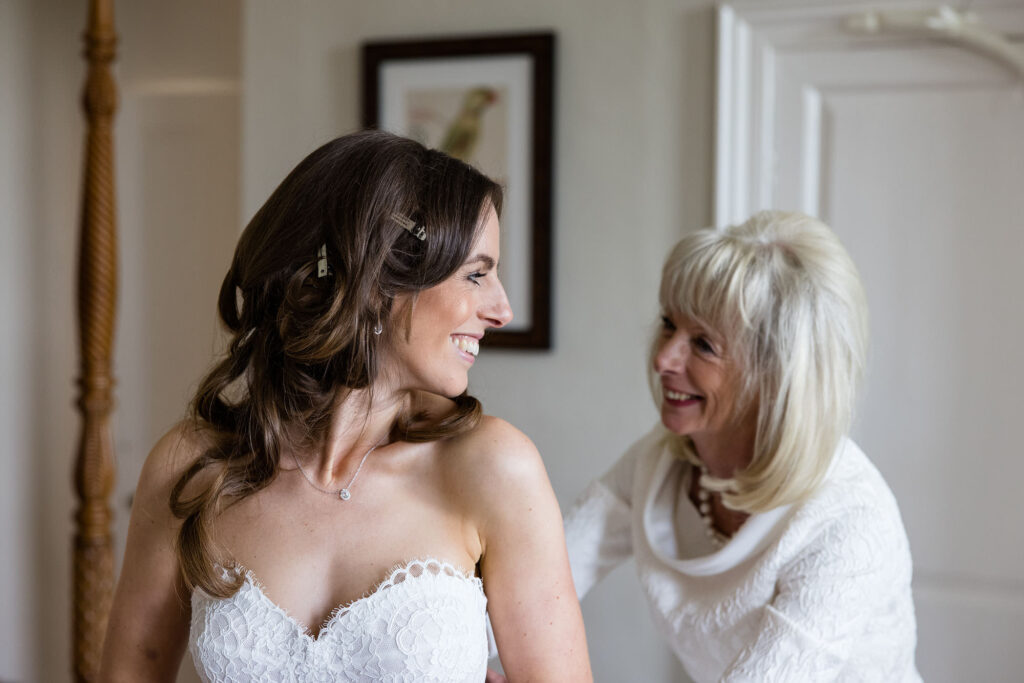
xmin=189 ymin=558 xmax=488 ymax=682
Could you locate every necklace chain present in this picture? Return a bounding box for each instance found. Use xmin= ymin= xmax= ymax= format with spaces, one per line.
xmin=692 ymin=462 xmax=731 ymax=549
xmin=291 ymin=434 xmax=387 ymax=501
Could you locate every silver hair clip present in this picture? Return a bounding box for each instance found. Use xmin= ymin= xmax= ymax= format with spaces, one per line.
xmin=392 ymin=213 xmax=426 ymax=241
xmin=317 ymin=244 xmax=332 ymax=278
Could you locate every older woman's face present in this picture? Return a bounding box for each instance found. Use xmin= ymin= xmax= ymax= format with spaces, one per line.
xmin=653 ymin=312 xmax=748 ymax=443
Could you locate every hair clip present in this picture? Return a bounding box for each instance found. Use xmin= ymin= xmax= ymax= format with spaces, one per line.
xmin=316 ymin=244 xmax=333 ymax=278
xmin=392 ymin=213 xmax=426 ymax=241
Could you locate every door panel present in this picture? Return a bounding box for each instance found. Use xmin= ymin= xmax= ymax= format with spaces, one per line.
xmin=718 ymin=3 xmax=1024 ymax=680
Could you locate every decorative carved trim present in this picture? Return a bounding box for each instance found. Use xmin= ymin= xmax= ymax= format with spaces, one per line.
xmin=74 ymin=0 xmax=118 ymax=680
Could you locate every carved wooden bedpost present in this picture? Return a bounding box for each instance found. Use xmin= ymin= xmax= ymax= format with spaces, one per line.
xmin=74 ymin=0 xmax=118 ymax=679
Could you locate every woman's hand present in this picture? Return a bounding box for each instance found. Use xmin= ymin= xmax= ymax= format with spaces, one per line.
xmin=486 ymin=668 xmax=509 ymax=683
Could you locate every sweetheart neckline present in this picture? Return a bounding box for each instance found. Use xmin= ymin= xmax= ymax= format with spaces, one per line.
xmin=218 ymin=557 xmax=483 ymax=643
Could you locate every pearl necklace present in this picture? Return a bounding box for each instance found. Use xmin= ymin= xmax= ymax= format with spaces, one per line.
xmin=291 ymin=435 xmax=386 ymax=501
xmin=692 ymin=461 xmax=731 ymax=549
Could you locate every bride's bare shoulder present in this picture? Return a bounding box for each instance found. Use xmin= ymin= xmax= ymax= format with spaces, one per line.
xmin=442 ymin=415 xmax=551 ymax=510
xmin=405 ymin=392 xmax=551 ymax=506
xmin=135 ymin=420 xmax=215 ymax=513
xmin=450 ymin=414 xmax=540 ymax=465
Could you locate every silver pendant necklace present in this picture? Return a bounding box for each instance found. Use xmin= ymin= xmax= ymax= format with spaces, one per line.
xmin=291 ymin=434 xmax=387 ymax=501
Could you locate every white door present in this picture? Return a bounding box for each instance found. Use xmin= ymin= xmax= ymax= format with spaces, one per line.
xmin=717 ymin=3 xmax=1024 ymax=681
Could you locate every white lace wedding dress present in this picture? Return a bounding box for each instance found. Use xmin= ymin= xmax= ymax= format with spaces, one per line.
xmin=189 ymin=558 xmax=488 ymax=682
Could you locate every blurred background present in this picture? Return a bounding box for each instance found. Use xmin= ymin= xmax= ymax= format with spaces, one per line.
xmin=1 ymin=0 xmax=1021 ymax=681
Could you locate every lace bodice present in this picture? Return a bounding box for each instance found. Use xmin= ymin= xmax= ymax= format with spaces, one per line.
xmin=189 ymin=559 xmax=488 ymax=682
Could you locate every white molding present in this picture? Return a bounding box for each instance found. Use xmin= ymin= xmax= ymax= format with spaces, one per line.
xmin=845 ymin=6 xmax=1024 ymax=78
xmin=715 ymin=5 xmax=737 ymax=226
xmin=715 ymin=5 xmax=765 ymax=226
xmin=127 ymin=78 xmax=241 ymax=97
xmin=757 ymin=46 xmax=776 ymax=213
xmin=799 ymin=85 xmax=821 ymax=217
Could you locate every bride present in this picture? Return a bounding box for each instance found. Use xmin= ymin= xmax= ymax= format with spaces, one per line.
xmin=99 ymin=130 xmax=591 ymax=682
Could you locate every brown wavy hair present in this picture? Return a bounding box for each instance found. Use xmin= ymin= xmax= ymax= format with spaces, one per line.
xmin=170 ymin=130 xmax=503 ymax=597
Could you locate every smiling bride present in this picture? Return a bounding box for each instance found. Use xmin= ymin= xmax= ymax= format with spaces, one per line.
xmin=99 ymin=130 xmax=591 ymax=682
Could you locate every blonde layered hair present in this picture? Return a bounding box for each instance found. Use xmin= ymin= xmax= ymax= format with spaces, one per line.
xmin=652 ymin=211 xmax=869 ymax=513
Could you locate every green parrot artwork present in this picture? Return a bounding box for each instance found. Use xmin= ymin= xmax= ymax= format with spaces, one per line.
xmin=439 ymin=86 xmax=497 ymax=163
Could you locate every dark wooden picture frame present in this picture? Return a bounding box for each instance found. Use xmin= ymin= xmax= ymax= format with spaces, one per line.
xmin=362 ymin=33 xmax=554 ymax=349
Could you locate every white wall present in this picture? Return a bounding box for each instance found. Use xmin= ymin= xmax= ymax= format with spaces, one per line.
xmin=0 ymin=2 xmax=241 ymax=680
xmin=112 ymin=0 xmax=242 ymax=579
xmin=21 ymin=2 xmax=85 ymax=681
xmin=0 ymin=1 xmax=35 ymax=678
xmin=242 ymin=1 xmax=715 ymax=679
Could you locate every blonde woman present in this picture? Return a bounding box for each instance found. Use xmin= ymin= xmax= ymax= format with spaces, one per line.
xmin=565 ymin=211 xmax=920 ymax=681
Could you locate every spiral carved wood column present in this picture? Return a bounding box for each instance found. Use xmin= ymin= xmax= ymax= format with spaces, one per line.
xmin=74 ymin=0 xmax=118 ymax=680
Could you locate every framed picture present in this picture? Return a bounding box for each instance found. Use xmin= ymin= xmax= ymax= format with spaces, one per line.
xmin=362 ymin=32 xmax=555 ymax=349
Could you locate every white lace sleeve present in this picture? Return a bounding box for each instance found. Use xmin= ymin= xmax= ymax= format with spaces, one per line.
xmin=721 ymin=502 xmax=914 ymax=682
xmin=564 ymin=444 xmax=640 ymax=599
